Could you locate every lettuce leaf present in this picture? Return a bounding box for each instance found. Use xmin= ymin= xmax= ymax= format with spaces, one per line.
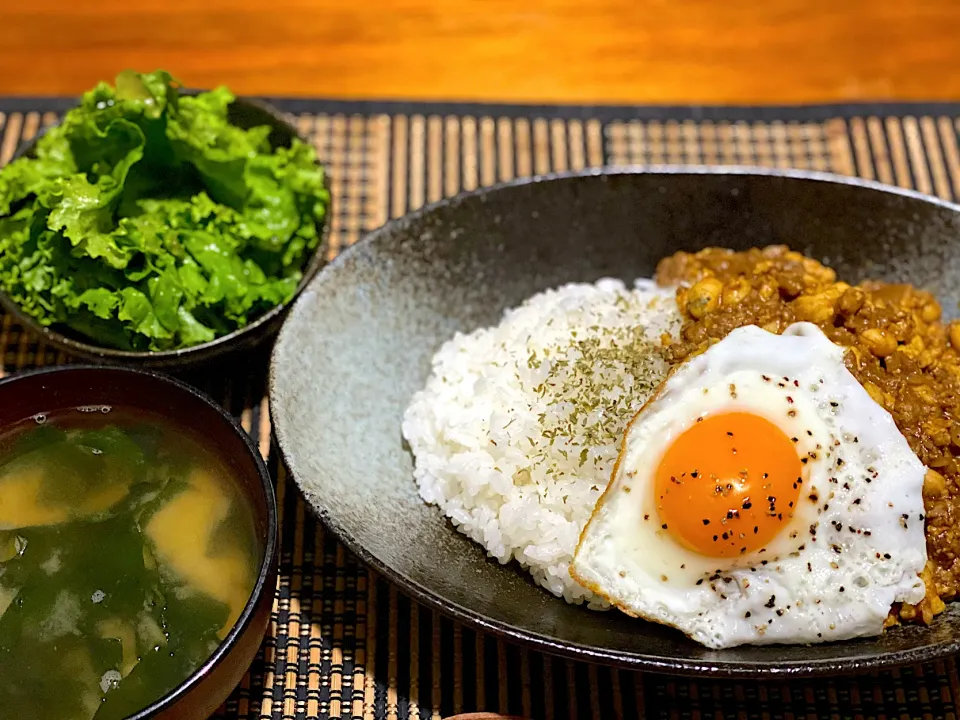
xmin=0 ymin=70 xmax=329 ymax=351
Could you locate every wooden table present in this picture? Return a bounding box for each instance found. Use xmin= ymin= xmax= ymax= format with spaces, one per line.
xmin=1 ymin=0 xmax=959 ymax=103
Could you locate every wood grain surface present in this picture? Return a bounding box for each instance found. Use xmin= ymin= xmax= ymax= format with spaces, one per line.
xmin=1 ymin=0 xmax=959 ymax=102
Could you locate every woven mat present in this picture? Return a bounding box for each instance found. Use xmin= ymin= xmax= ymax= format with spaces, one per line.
xmin=3 ymin=99 xmax=960 ymax=720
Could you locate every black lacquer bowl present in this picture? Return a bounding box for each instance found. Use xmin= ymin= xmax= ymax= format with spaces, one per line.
xmin=0 ymin=365 xmax=278 ymax=717
xmin=269 ymin=167 xmax=960 ymax=677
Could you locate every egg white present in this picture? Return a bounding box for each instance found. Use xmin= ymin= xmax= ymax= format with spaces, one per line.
xmin=571 ymin=322 xmax=928 ymax=649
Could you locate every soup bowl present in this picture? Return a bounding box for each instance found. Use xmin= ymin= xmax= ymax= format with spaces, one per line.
xmin=0 ymin=365 xmax=278 ymax=719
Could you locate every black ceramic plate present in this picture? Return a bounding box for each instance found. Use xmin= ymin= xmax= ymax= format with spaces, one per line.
xmin=269 ymin=167 xmax=960 ymax=677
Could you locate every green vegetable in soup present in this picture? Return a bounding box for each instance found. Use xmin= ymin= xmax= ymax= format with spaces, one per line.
xmin=0 ymin=410 xmax=259 ymax=719
xmin=0 ymin=69 xmax=329 ymax=351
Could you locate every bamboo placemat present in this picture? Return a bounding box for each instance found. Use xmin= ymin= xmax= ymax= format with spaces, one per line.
xmin=3 ymin=99 xmax=960 ymax=719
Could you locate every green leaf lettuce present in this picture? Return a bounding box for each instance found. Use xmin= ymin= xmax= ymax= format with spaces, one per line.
xmin=0 ymin=70 xmax=329 ymax=351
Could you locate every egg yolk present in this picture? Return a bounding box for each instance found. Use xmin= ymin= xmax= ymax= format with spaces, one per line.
xmin=653 ymin=411 xmax=803 ymax=558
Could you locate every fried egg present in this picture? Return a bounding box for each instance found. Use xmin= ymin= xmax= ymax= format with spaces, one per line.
xmin=570 ymin=322 xmax=927 ymax=649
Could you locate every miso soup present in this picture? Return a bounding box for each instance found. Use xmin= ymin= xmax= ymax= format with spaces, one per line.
xmin=0 ymin=406 xmax=260 ymax=719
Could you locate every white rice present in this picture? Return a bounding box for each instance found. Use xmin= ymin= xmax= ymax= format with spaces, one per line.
xmin=402 ymin=278 xmax=682 ymax=605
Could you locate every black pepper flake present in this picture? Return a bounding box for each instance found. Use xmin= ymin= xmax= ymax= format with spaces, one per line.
xmin=765 ymin=595 xmax=776 ymax=608
xmin=807 ymin=430 xmax=813 ymax=436
xmin=762 ymin=375 xmax=771 ymax=381
xmin=807 ymin=562 xmax=812 ymax=572
xmin=794 ymin=379 xmax=799 ymax=387
xmin=661 ymin=523 xmax=668 ymax=530
xmin=727 ymin=509 xmax=740 ymax=520
xmin=864 ymin=530 xmax=872 ymax=536
xmin=839 ymin=586 xmax=845 ymax=593
xmin=830 ymin=401 xmax=839 ymax=408
xmin=832 ymin=544 xmax=842 ymax=554
xmin=883 ymin=553 xmax=891 ymax=560
xmin=644 ymin=514 xmax=650 ymax=521
xmin=742 ymin=499 xmax=753 ymax=510
xmin=727 ymin=431 xmax=734 ymax=437
xmin=791 ymin=436 xmax=799 ymax=443
xmin=776 ymin=609 xmax=784 ymax=616
xmin=702 ymin=519 xmax=711 ymax=526
xmin=713 ymin=535 xmax=719 ymax=541
xmin=837 ymin=458 xmax=845 ymax=467
xmin=788 ymin=410 xmax=797 ymax=417
xmin=696 ymin=579 xmax=704 ymax=586
xmin=722 ymin=531 xmax=730 ymax=540
xmin=753 ymin=526 xmax=759 ymax=534
xmin=809 ymin=492 xmax=819 ymax=503
xmin=745 ymin=611 xmax=752 ymax=618
xmin=801 ymin=458 xmax=809 ymax=465
xmin=920 ymin=513 xmax=925 ymax=521
xmin=786 ymin=396 xmax=795 ymax=404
